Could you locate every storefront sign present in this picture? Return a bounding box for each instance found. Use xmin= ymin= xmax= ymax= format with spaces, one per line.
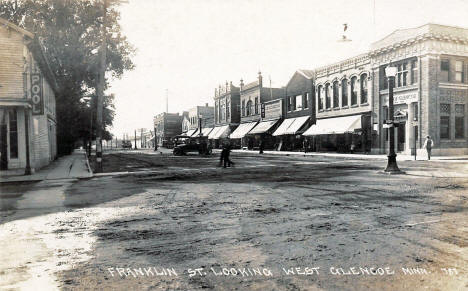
xmin=262 ymin=99 xmax=282 ymax=120
xmin=384 ymin=92 xmax=418 ymax=105
xmin=31 ymin=73 xmax=44 ymax=115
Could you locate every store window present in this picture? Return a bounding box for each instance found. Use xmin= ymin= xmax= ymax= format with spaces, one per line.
xmin=441 ymin=59 xmax=449 ymax=82
xmin=333 ymin=81 xmax=339 ymax=108
xmin=455 ymin=61 xmax=464 ymax=83
xmin=455 ymin=104 xmax=465 ymax=138
xmin=341 ymin=79 xmax=348 ymax=106
xmin=351 ymin=77 xmax=358 ymax=105
xmin=440 ymin=103 xmax=450 ymax=139
xmin=360 ymin=74 xmax=368 ymax=104
xmin=9 ymin=109 xmax=18 ymax=158
xmin=295 ymin=94 xmax=302 ymax=110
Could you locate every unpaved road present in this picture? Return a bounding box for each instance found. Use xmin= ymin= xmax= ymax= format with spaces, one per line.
xmin=1 ymin=151 xmax=467 ymax=290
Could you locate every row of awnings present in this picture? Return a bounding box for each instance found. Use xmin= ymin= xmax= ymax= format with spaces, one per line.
xmin=180 ymin=114 xmax=363 ymax=140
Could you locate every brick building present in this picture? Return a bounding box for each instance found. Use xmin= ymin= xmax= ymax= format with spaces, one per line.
xmin=231 ymin=72 xmax=284 ymax=148
xmin=0 ymin=18 xmax=58 ymax=174
xmin=210 ymin=81 xmax=240 ymax=147
xmin=186 ymin=104 xmax=214 ymax=137
xmin=273 ymin=70 xmax=315 ymax=151
xmin=369 ymin=23 xmax=468 ymax=156
xmin=303 ymin=54 xmax=373 ymax=153
xmin=153 ymin=112 xmax=182 ymax=147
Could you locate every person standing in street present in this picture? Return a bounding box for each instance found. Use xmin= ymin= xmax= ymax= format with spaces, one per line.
xmin=423 ymin=135 xmax=433 ymax=160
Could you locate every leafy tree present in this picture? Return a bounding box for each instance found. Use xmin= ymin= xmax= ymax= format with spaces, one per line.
xmin=0 ymin=0 xmax=135 ymax=154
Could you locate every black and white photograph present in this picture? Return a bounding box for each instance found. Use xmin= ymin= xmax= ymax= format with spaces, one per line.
xmin=0 ymin=0 xmax=467 ymax=290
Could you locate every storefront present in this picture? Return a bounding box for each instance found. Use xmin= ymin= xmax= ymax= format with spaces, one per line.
xmin=302 ymin=114 xmax=371 ymax=153
xmin=272 ymin=116 xmax=311 ymax=151
xmin=229 ymin=121 xmax=258 ymax=149
xmin=208 ymin=125 xmax=233 ymax=148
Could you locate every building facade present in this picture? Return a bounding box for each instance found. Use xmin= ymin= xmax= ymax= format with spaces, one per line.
xmin=273 ymin=70 xmax=315 ymax=151
xmin=0 ymin=18 xmax=58 ymax=174
xmin=153 ymin=112 xmax=182 ymax=147
xmin=233 ymin=72 xmax=284 ymax=148
xmin=370 ymin=23 xmax=468 ymax=155
xmin=186 ymin=104 xmax=214 ymax=137
xmin=303 ymin=54 xmax=373 ymax=153
xmin=211 ymin=81 xmax=240 ymax=147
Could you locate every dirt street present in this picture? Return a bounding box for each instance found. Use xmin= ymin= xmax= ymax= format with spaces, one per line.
xmin=1 ymin=151 xmax=467 ymax=290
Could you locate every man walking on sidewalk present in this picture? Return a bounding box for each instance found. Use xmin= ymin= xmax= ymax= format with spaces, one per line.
xmin=423 ymin=135 xmax=433 ymax=160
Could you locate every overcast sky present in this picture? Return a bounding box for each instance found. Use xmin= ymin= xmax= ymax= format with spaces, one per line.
xmin=109 ymin=0 xmax=468 ymax=138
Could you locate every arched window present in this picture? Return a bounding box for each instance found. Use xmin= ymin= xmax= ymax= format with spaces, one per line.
xmin=246 ymin=100 xmax=252 ymax=116
xmin=341 ymin=79 xmax=348 ymax=107
xmin=241 ymin=100 xmax=245 ymax=116
xmin=317 ymin=85 xmax=323 ymax=110
xmin=360 ymin=74 xmax=368 ymax=104
xmin=325 ymin=83 xmax=331 ymax=109
xmin=351 ymin=76 xmax=358 ymax=105
xmin=333 ymin=81 xmax=339 ymax=108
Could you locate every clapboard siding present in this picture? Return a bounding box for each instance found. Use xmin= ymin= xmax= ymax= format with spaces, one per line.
xmin=0 ymin=25 xmax=25 ymax=99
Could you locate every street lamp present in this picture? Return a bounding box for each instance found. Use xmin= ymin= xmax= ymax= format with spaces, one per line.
xmin=384 ymin=65 xmax=401 ymax=173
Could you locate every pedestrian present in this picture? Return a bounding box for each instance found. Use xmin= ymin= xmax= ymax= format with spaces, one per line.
xmin=423 ymin=135 xmax=433 ymax=160
xmin=303 ymin=138 xmax=309 ymax=153
xmin=259 ymin=139 xmax=264 ymax=154
xmin=350 ymin=142 xmax=355 ymax=154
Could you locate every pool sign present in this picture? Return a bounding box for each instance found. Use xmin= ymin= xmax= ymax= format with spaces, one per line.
xmin=31 ymin=73 xmax=44 ymax=115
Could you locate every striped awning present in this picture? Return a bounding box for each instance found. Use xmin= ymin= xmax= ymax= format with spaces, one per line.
xmin=303 ymin=115 xmax=362 ymax=136
xmin=229 ymin=122 xmax=258 ymax=139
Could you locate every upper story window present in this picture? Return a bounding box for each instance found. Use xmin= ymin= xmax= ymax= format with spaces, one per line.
xmin=226 ymin=102 xmax=230 ymax=119
xmin=241 ymin=100 xmax=245 ymax=116
xmin=295 ymin=94 xmax=302 ymax=110
xmin=441 ymin=59 xmax=450 ymax=82
xmin=325 ymin=83 xmax=331 ymax=109
xmin=351 ymin=77 xmax=358 ymax=105
xmin=246 ymin=100 xmax=252 ymax=116
xmin=341 ymin=79 xmax=348 ymax=107
xmin=455 ymin=61 xmax=464 ymax=83
xmin=360 ymin=74 xmax=368 ymax=104
xmin=317 ymin=85 xmax=323 ymax=110
xmin=396 ymin=63 xmax=409 ymax=87
xmin=411 ymin=60 xmax=418 ymax=84
xmin=332 ymin=81 xmax=339 ymax=108
xmin=254 ymin=97 xmax=259 ymax=114
xmin=304 ymin=93 xmax=309 ymax=109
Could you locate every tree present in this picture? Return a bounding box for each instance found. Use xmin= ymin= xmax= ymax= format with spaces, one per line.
xmin=0 ymin=0 xmax=135 ymax=154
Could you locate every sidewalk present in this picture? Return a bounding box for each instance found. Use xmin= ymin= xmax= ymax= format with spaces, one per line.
xmin=0 ymin=150 xmax=93 ymax=183
xmin=227 ymin=149 xmax=468 ymax=162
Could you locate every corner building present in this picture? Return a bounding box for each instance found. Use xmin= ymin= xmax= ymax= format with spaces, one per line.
xmin=370 ymin=24 xmax=468 ymax=155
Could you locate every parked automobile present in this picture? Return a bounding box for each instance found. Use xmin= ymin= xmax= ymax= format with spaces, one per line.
xmin=122 ymin=140 xmax=133 ymax=149
xmin=172 ymin=135 xmax=211 ymax=155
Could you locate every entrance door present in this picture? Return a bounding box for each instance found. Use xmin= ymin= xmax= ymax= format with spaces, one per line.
xmin=397 ymin=122 xmax=406 ymax=152
xmin=0 ymin=109 xmax=7 ymax=170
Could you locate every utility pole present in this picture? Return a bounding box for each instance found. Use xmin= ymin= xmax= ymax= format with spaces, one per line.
xmin=134 ymin=129 xmax=137 ymax=149
xmin=166 ymin=89 xmax=169 ymax=113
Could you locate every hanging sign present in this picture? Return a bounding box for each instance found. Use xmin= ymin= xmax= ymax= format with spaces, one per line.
xmin=31 ymin=73 xmax=44 ymax=115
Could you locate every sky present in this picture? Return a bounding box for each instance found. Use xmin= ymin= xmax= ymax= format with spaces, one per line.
xmin=109 ymin=0 xmax=468 ymax=138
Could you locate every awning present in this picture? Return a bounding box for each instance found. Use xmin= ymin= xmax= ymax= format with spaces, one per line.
xmin=186 ymin=129 xmax=197 ymax=137
xmin=229 ymin=122 xmax=258 ymax=139
xmin=209 ymin=125 xmax=231 ymax=139
xmin=191 ymin=128 xmax=212 ymax=137
xmin=0 ymin=100 xmax=32 ymax=107
xmin=272 ymin=116 xmax=310 ymax=136
xmin=303 ymin=115 xmax=362 ymax=136
xmin=248 ymin=119 xmax=279 ymax=135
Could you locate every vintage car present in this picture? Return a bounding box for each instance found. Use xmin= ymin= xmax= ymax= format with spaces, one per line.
xmin=172 ymin=135 xmax=212 ymax=155
xmin=122 ymin=140 xmax=133 ymax=149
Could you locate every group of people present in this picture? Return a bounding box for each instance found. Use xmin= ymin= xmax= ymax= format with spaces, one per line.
xmin=219 ymin=143 xmax=234 ymax=168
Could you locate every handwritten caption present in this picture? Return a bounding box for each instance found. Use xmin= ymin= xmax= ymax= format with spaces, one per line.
xmin=107 ymin=266 xmax=460 ymax=278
